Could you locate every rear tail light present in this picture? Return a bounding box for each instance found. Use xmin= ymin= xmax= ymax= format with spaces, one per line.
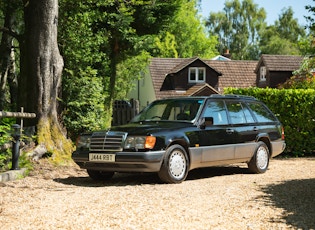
xmin=281 ymin=126 xmax=285 ymax=140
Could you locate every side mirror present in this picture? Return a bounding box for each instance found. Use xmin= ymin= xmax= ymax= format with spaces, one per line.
xmin=199 ymin=117 xmax=213 ymax=129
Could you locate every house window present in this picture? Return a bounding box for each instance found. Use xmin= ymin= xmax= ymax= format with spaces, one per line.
xmin=260 ymin=66 xmax=266 ymax=82
xmin=189 ymin=67 xmax=205 ymax=83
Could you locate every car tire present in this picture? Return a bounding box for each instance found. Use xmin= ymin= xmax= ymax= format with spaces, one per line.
xmin=87 ymin=169 xmax=115 ymax=181
xmin=248 ymin=141 xmax=270 ymax=174
xmin=158 ymin=144 xmax=189 ymax=183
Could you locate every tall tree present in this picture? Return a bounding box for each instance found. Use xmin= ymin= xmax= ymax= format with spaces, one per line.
xmin=260 ymin=7 xmax=306 ymax=55
xmin=302 ymin=1 xmax=315 ymax=55
xmin=59 ymin=0 xmax=182 ymax=137
xmin=156 ymin=0 xmax=218 ymax=58
xmin=19 ymin=0 xmax=72 ymax=159
xmin=96 ymin=1 xmax=182 ymax=112
xmin=0 ymin=1 xmax=19 ymax=111
xmin=206 ymin=0 xmax=266 ymax=60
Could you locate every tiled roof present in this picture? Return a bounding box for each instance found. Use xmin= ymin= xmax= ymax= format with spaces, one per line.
xmin=185 ymin=83 xmax=220 ymax=96
xmin=204 ymin=60 xmax=258 ymax=91
xmin=168 ymin=57 xmax=221 ymax=75
xmin=149 ymin=58 xmax=258 ymax=99
xmin=257 ymin=54 xmax=303 ymax=72
xmin=149 ymin=58 xmax=184 ymax=99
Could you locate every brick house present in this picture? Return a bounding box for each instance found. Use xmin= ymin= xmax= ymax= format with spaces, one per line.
xmin=128 ymin=57 xmax=257 ymax=108
xmin=127 ymin=55 xmax=303 ymax=109
xmin=255 ymin=54 xmax=303 ymax=88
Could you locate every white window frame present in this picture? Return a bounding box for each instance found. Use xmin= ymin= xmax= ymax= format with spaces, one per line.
xmin=189 ymin=67 xmax=206 ymax=83
xmin=260 ymin=66 xmax=266 ymax=82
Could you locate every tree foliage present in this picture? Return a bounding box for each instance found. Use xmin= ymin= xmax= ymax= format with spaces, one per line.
xmin=206 ymin=1 xmax=308 ymax=59
xmin=260 ymin=7 xmax=306 ymax=55
xmin=206 ymin=0 xmax=266 ymax=60
xmin=280 ymin=57 xmax=315 ymax=89
xmin=59 ymin=0 xmax=183 ymax=137
xmin=303 ymin=1 xmax=315 ymax=56
xmin=157 ymin=0 xmax=218 ymax=58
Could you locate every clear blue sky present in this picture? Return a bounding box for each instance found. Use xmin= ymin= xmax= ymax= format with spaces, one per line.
xmin=200 ymin=0 xmax=313 ymax=26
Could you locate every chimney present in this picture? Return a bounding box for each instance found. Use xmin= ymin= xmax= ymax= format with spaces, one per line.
xmin=222 ymin=49 xmax=231 ymax=59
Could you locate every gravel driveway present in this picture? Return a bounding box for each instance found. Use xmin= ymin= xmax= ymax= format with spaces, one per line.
xmin=0 ymin=157 xmax=314 ymax=230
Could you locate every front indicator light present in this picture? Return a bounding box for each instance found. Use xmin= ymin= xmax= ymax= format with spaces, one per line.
xmin=145 ymin=136 xmax=156 ymax=149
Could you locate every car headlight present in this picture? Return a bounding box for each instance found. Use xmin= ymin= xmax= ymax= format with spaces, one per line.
xmin=124 ymin=136 xmax=156 ymax=150
xmin=76 ymin=135 xmax=91 ymax=149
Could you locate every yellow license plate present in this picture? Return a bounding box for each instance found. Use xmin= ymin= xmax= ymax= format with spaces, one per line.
xmin=89 ymin=154 xmax=115 ymax=162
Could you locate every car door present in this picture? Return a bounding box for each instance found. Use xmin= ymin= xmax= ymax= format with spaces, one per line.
xmin=198 ymin=99 xmax=236 ymax=163
xmin=225 ymin=100 xmax=258 ymax=159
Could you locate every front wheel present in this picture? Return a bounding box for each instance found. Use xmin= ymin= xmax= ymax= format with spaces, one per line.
xmin=158 ymin=145 xmax=189 ymax=183
xmin=248 ymin=141 xmax=270 ymax=174
xmin=87 ymin=169 xmax=115 ymax=181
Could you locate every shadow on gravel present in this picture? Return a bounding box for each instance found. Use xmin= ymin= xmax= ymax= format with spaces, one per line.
xmin=260 ymin=178 xmax=315 ymax=229
xmin=54 ymin=165 xmax=249 ymax=187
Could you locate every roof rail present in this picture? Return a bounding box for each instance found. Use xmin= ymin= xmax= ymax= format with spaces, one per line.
xmin=210 ymin=94 xmax=257 ymax=100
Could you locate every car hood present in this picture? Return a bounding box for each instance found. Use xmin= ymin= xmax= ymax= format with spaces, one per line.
xmin=107 ymin=121 xmax=195 ymax=135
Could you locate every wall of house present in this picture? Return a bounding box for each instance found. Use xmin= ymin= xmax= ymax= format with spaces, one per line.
xmin=173 ymin=60 xmax=219 ymax=90
xmin=257 ymin=71 xmax=292 ymax=88
xmin=127 ymin=67 xmax=156 ymax=110
xmin=256 ymin=72 xmax=268 ymax=88
xmin=269 ymin=72 xmax=292 ymax=88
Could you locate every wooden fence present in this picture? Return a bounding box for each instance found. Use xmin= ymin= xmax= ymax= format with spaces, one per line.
xmin=112 ymin=99 xmax=139 ymax=126
xmin=0 ymin=108 xmax=36 ymax=134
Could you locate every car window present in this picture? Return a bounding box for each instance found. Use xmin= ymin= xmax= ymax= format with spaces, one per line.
xmin=203 ymin=101 xmax=228 ymax=125
xmin=241 ymin=103 xmax=256 ymax=123
xmin=131 ymin=98 xmax=204 ymax=122
xmin=226 ymin=101 xmax=246 ymax=124
xmin=247 ymin=102 xmax=277 ymax=122
xmin=147 ymin=103 xmax=167 ymax=119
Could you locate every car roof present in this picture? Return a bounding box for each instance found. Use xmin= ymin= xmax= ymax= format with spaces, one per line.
xmin=162 ymin=95 xmax=257 ymax=101
xmin=209 ymin=94 xmax=257 ymax=100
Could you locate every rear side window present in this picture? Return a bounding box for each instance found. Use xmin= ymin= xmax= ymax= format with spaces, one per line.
xmin=226 ymin=101 xmax=246 ymax=124
xmin=242 ymin=104 xmax=255 ymax=123
xmin=247 ymin=102 xmax=277 ymax=122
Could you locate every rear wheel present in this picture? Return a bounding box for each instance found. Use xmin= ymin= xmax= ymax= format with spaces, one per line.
xmin=87 ymin=169 xmax=114 ymax=181
xmin=158 ymin=144 xmax=189 ymax=183
xmin=248 ymin=141 xmax=269 ymax=174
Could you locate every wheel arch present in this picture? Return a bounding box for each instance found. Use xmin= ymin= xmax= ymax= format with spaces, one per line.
xmin=166 ymin=139 xmax=191 ymax=168
xmin=256 ymin=135 xmax=272 ymax=157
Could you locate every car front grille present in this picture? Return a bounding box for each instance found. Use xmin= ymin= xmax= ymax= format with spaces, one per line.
xmin=89 ymin=131 xmax=127 ymax=153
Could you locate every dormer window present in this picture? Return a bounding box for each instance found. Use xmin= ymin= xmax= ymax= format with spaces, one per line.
xmin=189 ymin=67 xmax=205 ymax=83
xmin=260 ymin=66 xmax=266 ymax=81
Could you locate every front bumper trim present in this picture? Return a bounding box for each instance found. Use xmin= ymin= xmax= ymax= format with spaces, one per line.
xmin=72 ymin=150 xmax=165 ymax=173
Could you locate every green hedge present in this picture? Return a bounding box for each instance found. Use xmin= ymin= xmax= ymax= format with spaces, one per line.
xmin=225 ymin=87 xmax=315 ymax=156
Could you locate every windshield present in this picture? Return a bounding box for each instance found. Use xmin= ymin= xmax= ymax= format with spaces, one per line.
xmin=131 ymin=98 xmax=205 ymax=122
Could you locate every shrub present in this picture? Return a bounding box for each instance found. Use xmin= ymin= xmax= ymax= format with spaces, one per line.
xmin=225 ymin=87 xmax=315 ymax=156
xmin=0 ymin=119 xmax=13 ymax=171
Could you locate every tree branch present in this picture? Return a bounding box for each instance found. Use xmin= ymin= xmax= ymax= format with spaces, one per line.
xmin=0 ymin=27 xmax=22 ymax=43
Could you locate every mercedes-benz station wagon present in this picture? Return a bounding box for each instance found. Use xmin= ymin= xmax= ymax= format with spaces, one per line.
xmin=72 ymin=95 xmax=286 ymax=183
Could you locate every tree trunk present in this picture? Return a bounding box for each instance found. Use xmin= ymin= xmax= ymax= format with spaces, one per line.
xmin=0 ymin=3 xmax=17 ymax=111
xmin=20 ymin=0 xmax=73 ymax=160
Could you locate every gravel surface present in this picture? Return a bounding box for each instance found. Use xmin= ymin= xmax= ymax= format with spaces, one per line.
xmin=0 ymin=157 xmax=314 ymax=230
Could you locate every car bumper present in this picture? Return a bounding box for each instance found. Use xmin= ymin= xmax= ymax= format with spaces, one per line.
xmin=271 ymin=140 xmax=286 ymax=157
xmin=72 ymin=150 xmax=165 ymax=172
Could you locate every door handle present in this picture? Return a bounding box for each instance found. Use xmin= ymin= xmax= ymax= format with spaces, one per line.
xmin=226 ymin=128 xmax=234 ymax=134
xmin=253 ymin=127 xmax=258 ymax=131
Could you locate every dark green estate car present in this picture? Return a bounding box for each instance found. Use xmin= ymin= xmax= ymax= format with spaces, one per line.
xmin=72 ymin=95 xmax=286 ymax=183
